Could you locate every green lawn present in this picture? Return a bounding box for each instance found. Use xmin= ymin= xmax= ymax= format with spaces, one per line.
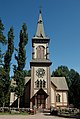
xmin=0 ymin=112 xmax=29 ymax=115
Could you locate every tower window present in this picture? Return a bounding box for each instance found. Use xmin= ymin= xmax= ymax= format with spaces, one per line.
xmin=43 ymin=80 xmax=46 ymax=88
xmin=40 ymin=80 xmax=42 ymax=88
xmin=36 ymin=46 xmax=45 ymax=59
xmin=35 ymin=80 xmax=39 ymax=88
xmin=35 ymin=79 xmax=46 ymax=88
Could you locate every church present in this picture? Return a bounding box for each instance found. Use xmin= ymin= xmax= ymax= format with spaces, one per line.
xmin=10 ymin=10 xmax=68 ymax=109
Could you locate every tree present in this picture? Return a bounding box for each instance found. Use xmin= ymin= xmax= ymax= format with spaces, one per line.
xmin=0 ymin=19 xmax=7 ymax=66
xmin=0 ymin=49 xmax=4 ymax=66
xmin=52 ymin=65 xmax=69 ymax=77
xmin=23 ymin=70 xmax=31 ymax=77
xmin=0 ymin=67 xmax=6 ymax=107
xmin=14 ymin=23 xmax=28 ymax=108
xmin=0 ymin=19 xmax=7 ymax=44
xmin=68 ymin=69 xmax=80 ymax=107
xmin=0 ymin=19 xmax=7 ymax=107
xmin=2 ymin=27 xmax=14 ymax=107
xmin=4 ymin=27 xmax=14 ymax=74
xmin=51 ymin=65 xmax=71 ymax=87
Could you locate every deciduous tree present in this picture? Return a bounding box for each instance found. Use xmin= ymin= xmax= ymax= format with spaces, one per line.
xmin=14 ymin=23 xmax=28 ymax=108
xmin=0 ymin=19 xmax=7 ymax=44
xmin=2 ymin=27 xmax=14 ymax=107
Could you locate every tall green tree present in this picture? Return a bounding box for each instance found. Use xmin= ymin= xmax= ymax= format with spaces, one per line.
xmin=2 ymin=27 xmax=14 ymax=107
xmin=0 ymin=19 xmax=7 ymax=44
xmin=0 ymin=67 xmax=6 ymax=107
xmin=51 ymin=65 xmax=71 ymax=87
xmin=68 ymin=69 xmax=80 ymax=107
xmin=0 ymin=19 xmax=7 ymax=65
xmin=4 ymin=27 xmax=14 ymax=75
xmin=14 ymin=23 xmax=28 ymax=108
xmin=0 ymin=19 xmax=7 ymax=107
xmin=0 ymin=49 xmax=4 ymax=66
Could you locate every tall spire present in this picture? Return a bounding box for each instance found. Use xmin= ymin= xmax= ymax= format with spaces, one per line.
xmin=35 ymin=10 xmax=45 ymax=38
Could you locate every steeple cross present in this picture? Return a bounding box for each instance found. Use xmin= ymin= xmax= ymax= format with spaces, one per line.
xmin=40 ymin=6 xmax=42 ymax=13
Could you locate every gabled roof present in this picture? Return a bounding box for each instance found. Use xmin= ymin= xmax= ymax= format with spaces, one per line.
xmin=24 ymin=76 xmax=68 ymax=91
xmin=51 ymin=77 xmax=68 ymax=91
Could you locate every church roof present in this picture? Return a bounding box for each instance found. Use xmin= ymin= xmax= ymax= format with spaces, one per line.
xmin=51 ymin=77 xmax=68 ymax=91
xmin=36 ymin=10 xmax=45 ymax=38
xmin=33 ymin=10 xmax=49 ymax=39
xmin=24 ymin=76 xmax=68 ymax=91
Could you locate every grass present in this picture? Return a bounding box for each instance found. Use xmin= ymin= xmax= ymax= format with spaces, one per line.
xmin=0 ymin=112 xmax=10 ymax=115
xmin=0 ymin=112 xmax=29 ymax=115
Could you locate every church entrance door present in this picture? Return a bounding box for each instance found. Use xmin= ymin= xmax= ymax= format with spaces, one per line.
xmin=37 ymin=94 xmax=45 ymax=108
xmin=35 ymin=88 xmax=48 ymax=109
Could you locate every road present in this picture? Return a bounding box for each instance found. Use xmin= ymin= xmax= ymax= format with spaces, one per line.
xmin=0 ymin=113 xmax=75 ymax=119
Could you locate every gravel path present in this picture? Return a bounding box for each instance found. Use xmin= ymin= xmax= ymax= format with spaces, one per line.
xmin=0 ymin=113 xmax=75 ymax=119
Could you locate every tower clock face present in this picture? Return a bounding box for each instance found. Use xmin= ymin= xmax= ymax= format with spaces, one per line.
xmin=36 ymin=68 xmax=45 ymax=77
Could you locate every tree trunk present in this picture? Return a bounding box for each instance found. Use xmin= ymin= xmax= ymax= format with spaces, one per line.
xmin=2 ymin=102 xmax=5 ymax=112
xmin=18 ymin=97 xmax=20 ymax=109
xmin=3 ymin=102 xmax=5 ymax=107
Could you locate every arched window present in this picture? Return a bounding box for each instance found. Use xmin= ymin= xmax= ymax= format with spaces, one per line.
xmin=36 ymin=46 xmax=45 ymax=59
xmin=37 ymin=80 xmax=39 ymax=88
xmin=40 ymin=80 xmax=42 ymax=88
xmin=35 ymin=80 xmax=39 ymax=88
xmin=43 ymin=80 xmax=46 ymax=88
xmin=56 ymin=94 xmax=60 ymax=102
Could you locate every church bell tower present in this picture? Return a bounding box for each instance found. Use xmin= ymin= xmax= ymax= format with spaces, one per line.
xmin=30 ymin=10 xmax=52 ymax=109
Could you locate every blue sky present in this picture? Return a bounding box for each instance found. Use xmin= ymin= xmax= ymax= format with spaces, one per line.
xmin=0 ymin=0 xmax=80 ymax=76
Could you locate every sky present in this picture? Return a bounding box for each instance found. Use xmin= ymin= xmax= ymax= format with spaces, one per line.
xmin=0 ymin=0 xmax=80 ymax=76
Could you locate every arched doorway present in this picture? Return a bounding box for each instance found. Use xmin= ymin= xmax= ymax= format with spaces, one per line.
xmin=37 ymin=94 xmax=45 ymax=108
xmin=31 ymin=89 xmax=48 ymax=109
